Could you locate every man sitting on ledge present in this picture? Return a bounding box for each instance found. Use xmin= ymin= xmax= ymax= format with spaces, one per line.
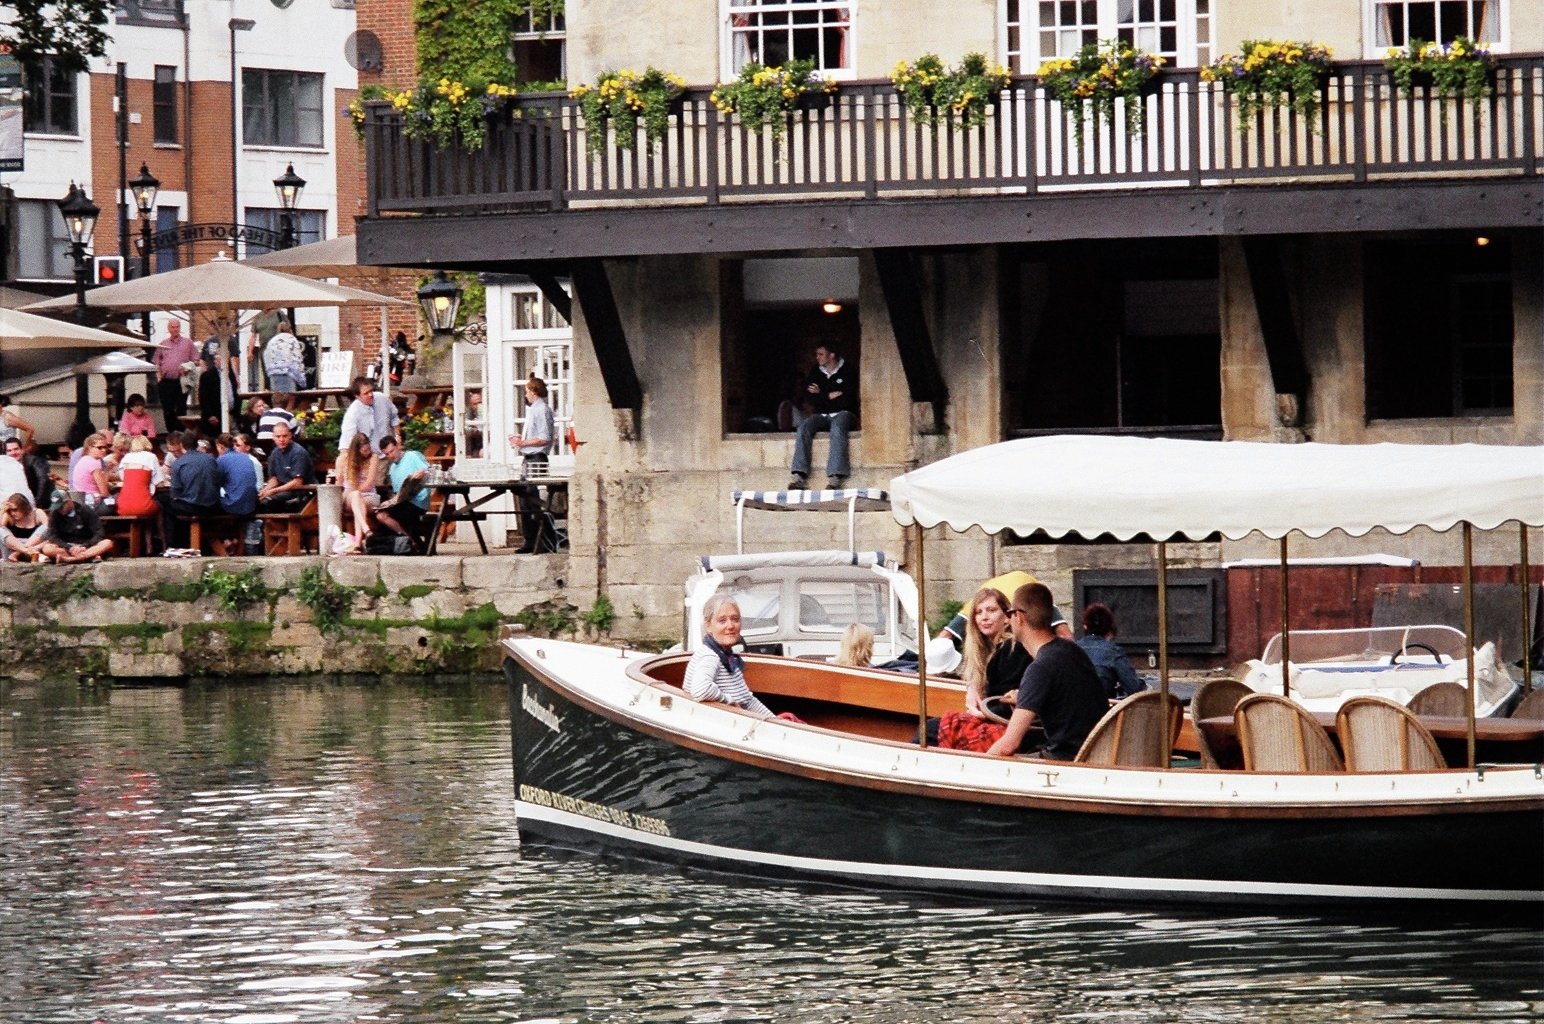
xmin=38 ymin=491 xmax=113 ymax=563
xmin=787 ymin=342 xmax=858 ymax=491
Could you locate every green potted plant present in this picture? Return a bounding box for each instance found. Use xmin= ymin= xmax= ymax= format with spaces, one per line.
xmin=569 ymin=67 xmax=688 ymax=155
xmin=891 ymin=52 xmax=1013 ymax=130
xmin=1384 ymin=36 xmax=1496 ymax=101
xmin=710 ymin=58 xmax=837 ymax=142
xmin=1036 ymin=39 xmax=1165 ymax=147
xmin=1202 ymin=39 xmax=1334 ymax=126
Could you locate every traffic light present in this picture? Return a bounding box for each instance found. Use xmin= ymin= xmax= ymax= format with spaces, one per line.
xmin=92 ymin=255 xmax=124 ymax=286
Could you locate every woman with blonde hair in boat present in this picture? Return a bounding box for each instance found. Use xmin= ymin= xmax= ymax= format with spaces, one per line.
xmin=932 ymin=586 xmax=1033 ymax=751
xmin=682 ymin=595 xmax=775 ymax=719
xmin=834 ymin=622 xmax=875 ymax=667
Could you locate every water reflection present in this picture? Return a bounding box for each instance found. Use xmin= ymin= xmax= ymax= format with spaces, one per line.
xmin=2 ymin=677 xmax=1540 ymax=1023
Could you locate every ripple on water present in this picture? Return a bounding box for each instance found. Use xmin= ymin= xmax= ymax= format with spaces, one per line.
xmin=3 ymin=676 xmax=1541 ymax=1024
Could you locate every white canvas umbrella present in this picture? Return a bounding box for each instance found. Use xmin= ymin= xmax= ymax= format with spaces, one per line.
xmin=20 ymin=251 xmax=412 ymax=314
xmin=1 ymin=306 xmax=163 ymax=352
xmin=242 ymin=235 xmax=360 ymax=278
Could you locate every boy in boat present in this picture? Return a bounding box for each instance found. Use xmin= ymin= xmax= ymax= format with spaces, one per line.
xmin=987 ymin=583 xmax=1107 ymax=760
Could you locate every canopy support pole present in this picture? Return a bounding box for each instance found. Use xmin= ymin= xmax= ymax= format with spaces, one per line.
xmin=1279 ymin=535 xmax=1291 ymax=698
xmin=1157 ymin=541 xmax=1170 ymax=769
xmin=1521 ymin=523 xmax=1534 ymax=696
xmin=1464 ymin=522 xmax=1477 ymax=769
xmin=914 ymin=521 xmax=929 ymax=748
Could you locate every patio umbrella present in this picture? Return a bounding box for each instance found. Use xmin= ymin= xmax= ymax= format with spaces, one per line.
xmin=74 ymin=351 xmax=160 ymax=434
xmin=0 ymin=306 xmax=161 ymax=351
xmin=19 ymin=251 xmax=413 ymax=314
xmin=242 ymin=235 xmax=360 ymax=278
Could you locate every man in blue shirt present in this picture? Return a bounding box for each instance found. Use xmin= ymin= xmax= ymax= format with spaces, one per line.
xmin=257 ymin=422 xmax=315 ymax=513
xmin=374 ymin=435 xmax=428 ymax=548
xmin=216 ymin=434 xmax=259 ymax=516
xmin=157 ymin=430 xmax=220 ymax=548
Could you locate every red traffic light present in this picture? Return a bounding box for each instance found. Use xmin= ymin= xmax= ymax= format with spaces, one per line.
xmin=92 ymin=255 xmax=124 ymax=286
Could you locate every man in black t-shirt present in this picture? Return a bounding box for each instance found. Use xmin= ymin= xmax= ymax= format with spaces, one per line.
xmin=987 ymin=582 xmax=1108 ymax=760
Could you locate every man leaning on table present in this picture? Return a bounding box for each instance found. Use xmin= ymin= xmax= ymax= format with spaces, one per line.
xmin=374 ymin=436 xmax=430 ymax=549
xmin=257 ymin=423 xmax=316 ymax=514
xmin=507 ymin=375 xmax=554 ymax=554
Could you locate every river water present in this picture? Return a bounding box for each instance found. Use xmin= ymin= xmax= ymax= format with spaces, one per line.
xmin=2 ymin=676 xmax=1540 ymax=1024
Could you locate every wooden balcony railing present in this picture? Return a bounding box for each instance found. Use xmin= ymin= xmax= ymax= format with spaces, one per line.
xmin=365 ymin=57 xmax=1543 ymax=218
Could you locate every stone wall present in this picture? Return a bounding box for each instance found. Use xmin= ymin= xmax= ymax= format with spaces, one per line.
xmin=0 ymin=554 xmax=585 ymax=682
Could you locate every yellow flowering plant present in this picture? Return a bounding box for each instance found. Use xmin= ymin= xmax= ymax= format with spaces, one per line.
xmin=1203 ymin=39 xmax=1333 ymax=126
xmin=570 ymin=67 xmax=688 ymax=154
xmin=294 ymin=406 xmax=341 ymax=456
xmin=349 ymin=75 xmax=528 ymax=150
xmin=710 ymin=58 xmax=837 ymax=142
xmin=1037 ymin=40 xmax=1165 ymax=147
xmin=1384 ymin=37 xmax=1496 ymax=102
xmin=892 ymin=52 xmax=1012 ymax=130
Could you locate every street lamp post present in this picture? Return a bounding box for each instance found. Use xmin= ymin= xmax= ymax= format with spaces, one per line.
xmin=273 ymin=162 xmax=306 ymax=251
xmin=58 ymin=181 xmax=102 ymax=444
xmin=58 ymin=181 xmax=100 ymax=326
xmin=129 ymin=162 xmax=160 ymax=339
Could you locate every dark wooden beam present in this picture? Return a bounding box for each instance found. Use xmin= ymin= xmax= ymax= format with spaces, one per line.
xmin=527 ymin=270 xmax=572 ymax=323
xmin=569 ymin=259 xmax=641 ymax=412
xmin=873 ymin=249 xmax=947 ymax=419
xmin=1241 ymin=236 xmax=1308 ymax=398
xmin=356 ymin=180 xmax=1542 ymax=268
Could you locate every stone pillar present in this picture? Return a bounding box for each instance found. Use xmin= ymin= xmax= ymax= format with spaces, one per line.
xmin=317 ymin=483 xmax=343 ymax=555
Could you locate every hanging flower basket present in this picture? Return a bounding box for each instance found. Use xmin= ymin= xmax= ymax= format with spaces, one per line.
xmin=1202 ymin=39 xmax=1333 ymax=128
xmin=1384 ymin=37 xmax=1497 ymax=102
xmin=710 ymin=59 xmax=838 ymax=142
xmin=1036 ymin=40 xmax=1165 ymax=148
xmin=891 ymin=52 xmax=1013 ymax=130
xmin=569 ymin=67 xmax=688 ymax=155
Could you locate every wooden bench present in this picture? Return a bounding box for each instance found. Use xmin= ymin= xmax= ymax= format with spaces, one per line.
xmin=179 ymin=514 xmax=249 ymax=556
xmin=258 ymin=495 xmax=320 ymax=556
xmin=100 ymin=513 xmax=156 ymax=558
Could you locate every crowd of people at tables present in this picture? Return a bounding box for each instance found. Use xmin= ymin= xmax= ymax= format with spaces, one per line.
xmin=683 ymin=569 xmax=1150 ymax=761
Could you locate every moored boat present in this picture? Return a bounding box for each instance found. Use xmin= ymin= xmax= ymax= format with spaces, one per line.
xmin=505 ymin=436 xmax=1544 ymax=906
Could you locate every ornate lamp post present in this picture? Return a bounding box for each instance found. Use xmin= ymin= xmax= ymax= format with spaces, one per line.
xmin=273 ymin=162 xmax=306 ymax=250
xmin=58 ymin=182 xmax=100 ymax=325
xmin=129 ymin=162 xmax=160 ymax=338
xmin=413 ymin=271 xmax=463 ymax=387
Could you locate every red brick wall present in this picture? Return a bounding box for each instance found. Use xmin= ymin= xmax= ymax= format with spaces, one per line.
xmin=356 ymin=0 xmax=420 ymax=89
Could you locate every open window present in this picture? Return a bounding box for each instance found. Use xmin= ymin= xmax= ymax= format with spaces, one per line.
xmin=720 ymin=256 xmax=860 ymax=434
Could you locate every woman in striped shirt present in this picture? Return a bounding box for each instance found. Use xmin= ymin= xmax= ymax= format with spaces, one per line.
xmin=682 ymin=595 xmax=774 ymax=719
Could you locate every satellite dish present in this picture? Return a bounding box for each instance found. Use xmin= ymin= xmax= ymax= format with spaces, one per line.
xmin=344 ymin=30 xmax=382 ymax=72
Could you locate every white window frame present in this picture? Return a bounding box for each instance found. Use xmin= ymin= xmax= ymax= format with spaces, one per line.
xmin=1363 ymin=0 xmax=1507 ymax=55
xmin=721 ymin=0 xmax=855 ymax=81
xmin=1005 ymin=0 xmax=1211 ymax=71
xmin=512 ymin=7 xmax=567 ymax=83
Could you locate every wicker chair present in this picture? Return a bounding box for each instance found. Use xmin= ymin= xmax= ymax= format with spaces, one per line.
xmin=1335 ymin=696 xmax=1446 ymax=772
xmin=1405 ymin=681 xmax=1469 ymax=718
xmin=1189 ymin=678 xmax=1254 ymax=769
xmin=1510 ymin=688 xmax=1544 ymax=721
xmin=1234 ymin=693 xmax=1344 ymax=773
xmin=1074 ymin=690 xmax=1183 ymax=767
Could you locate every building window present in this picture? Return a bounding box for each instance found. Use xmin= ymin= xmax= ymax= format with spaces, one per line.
xmin=724 ymin=0 xmax=851 ymax=79
xmin=153 ymin=65 xmax=178 ymax=144
xmin=22 ymin=57 xmax=78 ymax=135
xmin=115 ymin=0 xmax=186 ymax=26
xmin=154 ymin=206 xmax=181 ymax=274
xmin=1365 ymin=237 xmax=1513 ymax=419
xmin=1005 ymin=240 xmax=1221 ymax=438
xmin=512 ymin=8 xmax=566 ymax=85
xmin=1372 ymin=0 xmax=1496 ymax=48
xmin=13 ymin=199 xmax=75 ymax=280
xmin=720 ymin=257 xmax=861 ymax=434
xmin=242 ymin=207 xmax=325 ymax=255
xmin=242 ymin=69 xmax=325 ymax=148
xmin=1006 ymin=0 xmax=1211 ymax=71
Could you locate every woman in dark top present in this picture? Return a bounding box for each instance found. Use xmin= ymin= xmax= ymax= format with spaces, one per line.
xmin=960 ymin=586 xmax=1031 ymax=719
xmin=1077 ymin=603 xmax=1147 ymax=700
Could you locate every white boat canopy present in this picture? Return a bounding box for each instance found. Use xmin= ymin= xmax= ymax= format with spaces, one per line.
xmin=889 ymin=436 xmax=1544 ymax=541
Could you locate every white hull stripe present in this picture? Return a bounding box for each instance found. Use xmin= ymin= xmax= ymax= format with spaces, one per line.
xmin=517 ymin=801 xmax=1542 ymax=903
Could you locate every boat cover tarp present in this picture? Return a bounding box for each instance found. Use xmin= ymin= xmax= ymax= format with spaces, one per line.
xmin=732 ymin=488 xmax=890 ymax=512
xmin=889 ymin=436 xmax=1544 ymax=541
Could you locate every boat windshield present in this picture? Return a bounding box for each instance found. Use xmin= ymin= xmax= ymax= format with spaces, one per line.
xmin=1260 ymin=624 xmax=1470 ymax=665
